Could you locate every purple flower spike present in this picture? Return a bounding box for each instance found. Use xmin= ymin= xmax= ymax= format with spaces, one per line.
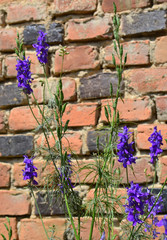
xmin=16 ymin=57 xmax=33 ymax=94
xmin=33 ymin=30 xmax=49 ymax=64
xmin=117 ymin=126 xmax=137 ymax=168
xmin=22 ymin=155 xmax=38 ymax=185
xmin=100 ymin=231 xmax=105 ymax=240
xmin=148 ymin=126 xmax=163 ymax=164
xmin=157 ymin=215 xmax=167 ymax=236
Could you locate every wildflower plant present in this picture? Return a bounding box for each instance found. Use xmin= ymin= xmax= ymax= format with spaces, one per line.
xmin=6 ymin=3 xmax=167 ymax=240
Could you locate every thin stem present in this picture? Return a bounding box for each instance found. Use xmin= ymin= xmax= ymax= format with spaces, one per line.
xmin=126 ymin=167 xmax=129 ymax=185
xmin=64 ymin=194 xmax=79 ymax=240
xmin=30 ymin=185 xmax=50 ymax=240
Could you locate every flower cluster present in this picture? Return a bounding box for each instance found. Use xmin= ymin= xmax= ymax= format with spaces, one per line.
xmin=16 ymin=57 xmax=33 ymax=94
xmin=33 ymin=30 xmax=49 ymax=64
xmin=125 ymin=182 xmax=163 ymax=227
xmin=59 ymin=155 xmax=74 ymax=193
xmin=117 ymin=126 xmax=137 ymax=168
xmin=100 ymin=231 xmax=105 ymax=240
xmin=148 ymin=126 xmax=163 ymax=164
xmin=157 ymin=216 xmax=167 ymax=239
xmin=22 ymin=155 xmax=38 ymax=185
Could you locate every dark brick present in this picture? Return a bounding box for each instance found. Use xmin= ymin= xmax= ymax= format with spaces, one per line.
xmin=87 ymin=130 xmax=111 ymax=152
xmin=47 ymin=23 xmax=64 ymax=43
xmin=0 ymin=135 xmax=33 ymax=157
xmin=121 ymin=10 xmax=166 ymax=36
xmin=0 ymin=83 xmax=27 ymax=108
xmin=79 ymin=72 xmax=124 ymax=100
xmin=23 ymin=23 xmax=64 ymax=45
xmin=23 ymin=24 xmax=45 ymax=45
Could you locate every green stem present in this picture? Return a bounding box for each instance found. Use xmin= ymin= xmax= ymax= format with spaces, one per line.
xmin=30 ymin=185 xmax=50 ymax=240
xmin=64 ymin=194 xmax=79 ymax=240
xmin=126 ymin=167 xmax=129 ymax=185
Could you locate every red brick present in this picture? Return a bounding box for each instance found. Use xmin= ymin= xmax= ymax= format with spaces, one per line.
xmin=28 ymin=52 xmax=44 ymax=75
xmin=154 ymin=36 xmax=167 ymax=64
xmin=87 ymin=188 xmax=127 ymax=215
xmin=32 ymin=77 xmax=76 ymax=104
xmin=156 ymin=96 xmax=167 ymax=121
xmin=9 ymin=106 xmax=42 ymax=131
xmin=101 ymin=97 xmax=152 ymax=123
xmin=66 ymin=16 xmax=112 ymax=41
xmin=13 ymin=159 xmax=56 ymax=187
xmin=159 ymin=156 xmax=167 ymax=184
xmin=54 ymin=0 xmax=97 ymax=15
xmin=0 ymin=162 xmax=11 ymax=187
xmin=0 ymin=218 xmax=17 ymax=240
xmin=104 ymin=40 xmax=150 ymax=66
xmin=136 ymin=124 xmax=167 ymax=150
xmin=0 ymin=190 xmax=30 ymax=215
xmin=54 ymin=45 xmax=99 ymax=73
xmin=0 ymin=28 xmax=17 ymax=51
xmin=62 ymin=103 xmax=98 ymax=127
xmin=4 ymin=55 xmax=17 ymax=77
xmin=19 ymin=218 xmax=66 ymax=240
xmin=115 ymin=158 xmax=153 ymax=184
xmin=102 ymin=0 xmax=150 ymax=12
xmin=36 ymin=131 xmax=83 ymax=155
xmin=6 ymin=1 xmax=47 ymax=24
xmin=125 ymin=68 xmax=167 ymax=94
xmin=0 ymin=111 xmax=5 ymax=132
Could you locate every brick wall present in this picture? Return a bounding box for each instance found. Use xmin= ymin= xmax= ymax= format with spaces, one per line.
xmin=0 ymin=0 xmax=167 ymax=239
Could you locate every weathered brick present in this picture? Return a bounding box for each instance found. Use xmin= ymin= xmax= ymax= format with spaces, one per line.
xmin=79 ymin=72 xmax=124 ymax=100
xmin=23 ymin=23 xmax=63 ymax=45
xmin=0 ymin=162 xmax=11 ymax=187
xmin=154 ymin=36 xmax=167 ymax=64
xmin=62 ymin=103 xmax=98 ymax=127
xmin=19 ymin=218 xmax=66 ymax=240
xmin=125 ymin=68 xmax=167 ymax=94
xmin=53 ymin=0 xmax=97 ymax=15
xmin=120 ymin=10 xmax=166 ymax=36
xmin=0 ymin=83 xmax=27 ymax=108
xmin=13 ymin=160 xmax=55 ymax=187
xmin=156 ymin=96 xmax=167 ymax=121
xmin=6 ymin=2 xmax=47 ymax=24
xmin=0 ymin=135 xmax=33 ymax=157
xmin=0 ymin=58 xmax=2 ymax=78
xmin=0 ymin=10 xmax=6 ymax=27
xmin=32 ymin=77 xmax=76 ymax=104
xmin=0 ymin=190 xmax=30 ymax=215
xmin=9 ymin=106 xmax=42 ymax=131
xmin=115 ymin=158 xmax=153 ymax=184
xmin=104 ymin=40 xmax=150 ymax=66
xmin=35 ymin=191 xmax=66 ymax=215
xmin=36 ymin=131 xmax=82 ymax=155
xmin=4 ymin=55 xmax=17 ymax=77
xmin=0 ymin=28 xmax=17 ymax=51
xmin=0 ymin=111 xmax=5 ymax=133
xmin=27 ymin=52 xmax=44 ymax=75
xmin=137 ymin=124 xmax=167 ymax=150
xmin=159 ymin=157 xmax=167 ymax=184
xmin=54 ymin=45 xmax=99 ymax=73
xmin=102 ymin=0 xmax=150 ymax=12
xmin=66 ymin=16 xmax=112 ymax=41
xmin=0 ymin=218 xmax=17 ymax=240
xmin=101 ymin=97 xmax=152 ymax=123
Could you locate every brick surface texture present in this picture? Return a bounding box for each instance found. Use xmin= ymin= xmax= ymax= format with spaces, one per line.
xmin=0 ymin=0 xmax=167 ymax=239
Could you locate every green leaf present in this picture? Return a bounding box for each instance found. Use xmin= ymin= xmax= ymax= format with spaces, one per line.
xmin=60 ymin=90 xmax=64 ymax=102
xmin=107 ymin=103 xmax=111 ymax=117
xmin=62 ymin=103 xmax=67 ymax=114
xmin=110 ymin=83 xmax=113 ymax=97
xmin=104 ymin=106 xmax=109 ymax=122
xmin=113 ymin=2 xmax=117 ymax=14
xmin=113 ymin=41 xmax=117 ymax=53
xmin=112 ymin=53 xmax=116 ymax=66
xmin=64 ymin=120 xmax=69 ymax=133
xmin=117 ymin=111 xmax=120 ymax=124
xmin=8 ymin=228 xmax=12 ymax=240
xmin=54 ymin=111 xmax=59 ymax=122
xmin=55 ymin=95 xmax=59 ymax=107
xmin=120 ymin=45 xmax=123 ymax=58
xmin=124 ymin=52 xmax=127 ymax=65
xmin=4 ymin=223 xmax=9 ymax=232
xmin=1 ymin=234 xmax=6 ymax=240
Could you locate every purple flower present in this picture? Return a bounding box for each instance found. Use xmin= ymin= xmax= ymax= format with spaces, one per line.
xmin=117 ymin=126 xmax=137 ymax=168
xmin=22 ymin=155 xmax=38 ymax=185
xmin=59 ymin=155 xmax=74 ymax=193
xmin=125 ymin=182 xmax=163 ymax=227
xmin=16 ymin=57 xmax=33 ymax=94
xmin=100 ymin=231 xmax=105 ymax=240
xmin=148 ymin=126 xmax=163 ymax=164
xmin=33 ymin=31 xmax=49 ymax=64
xmin=157 ymin=215 xmax=167 ymax=235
